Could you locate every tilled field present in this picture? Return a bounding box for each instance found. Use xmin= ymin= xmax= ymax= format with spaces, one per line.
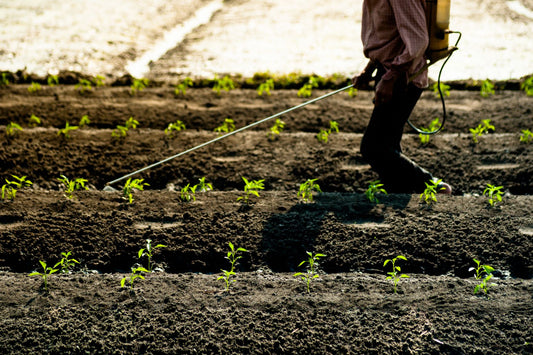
xmin=0 ymin=84 xmax=532 ymax=354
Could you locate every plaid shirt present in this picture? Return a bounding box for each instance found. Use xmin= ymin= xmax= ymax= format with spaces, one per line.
xmin=361 ymin=0 xmax=429 ymax=88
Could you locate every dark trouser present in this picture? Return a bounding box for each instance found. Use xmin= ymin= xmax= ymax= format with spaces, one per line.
xmin=360 ymin=69 xmax=433 ymax=193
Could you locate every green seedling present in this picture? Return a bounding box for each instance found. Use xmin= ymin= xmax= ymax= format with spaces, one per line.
xmin=28 ymin=114 xmax=41 ymax=127
xmin=29 ymin=260 xmax=58 ymax=291
xmin=217 ymin=242 xmax=248 ymax=291
xmin=237 ymin=177 xmax=265 ymax=204
xmin=470 ymin=119 xmax=495 ymax=144
xmin=79 ymin=115 xmax=90 ymax=128
xmin=384 ymin=255 xmax=409 ymax=294
xmin=483 ymin=184 xmax=503 ymax=207
xmin=212 ymin=75 xmax=235 ymax=95
xmin=419 ymin=179 xmax=445 ymax=205
xmin=1 ymin=175 xmax=32 ymax=201
xmin=297 ymin=76 xmax=319 ymax=98
xmin=214 ymin=118 xmax=235 ymax=134
xmin=57 ymin=122 xmax=79 ymax=140
xmin=480 ymin=79 xmax=495 ymax=97
xmin=366 ymin=180 xmax=388 ymax=204
xmin=520 ymin=129 xmax=533 ymax=143
xmin=268 ymin=118 xmax=285 ymax=140
xmin=348 ymin=87 xmax=358 ymax=98
xmin=112 ymin=117 xmax=139 ymax=139
xmin=93 ymin=75 xmax=106 ymax=87
xmin=294 ymin=251 xmax=326 ymax=293
xmin=469 ymin=259 xmax=496 ymax=295
xmin=196 ymin=177 xmax=213 ymax=192
xmin=58 ymin=175 xmax=89 ymax=199
xmin=28 ymin=82 xmax=42 ymax=93
xmin=316 ymin=120 xmax=339 ymax=143
xmin=297 ymin=178 xmax=322 ymax=202
xmin=130 ymin=78 xmax=149 ymax=95
xmin=54 ymin=251 xmax=80 ymax=274
xmin=431 ymin=82 xmax=450 ymax=97
xmin=1 ymin=73 xmax=10 ymax=86
xmin=75 ymin=79 xmax=93 ymax=93
xmin=122 ymin=178 xmax=149 ymax=204
xmin=257 ymin=79 xmax=275 ymax=96
xmin=419 ymin=118 xmax=442 ymax=144
xmin=174 ymin=77 xmax=193 ymax=96
xmin=180 ymin=183 xmax=198 ymax=202
xmin=121 ymin=266 xmax=149 ymax=289
xmin=165 ymin=120 xmax=186 ymax=136
xmin=5 ymin=122 xmax=23 ymax=138
xmin=520 ymin=76 xmax=533 ymax=96
xmin=138 ymin=239 xmax=167 ymax=272
xmin=47 ymin=75 xmax=59 ymax=87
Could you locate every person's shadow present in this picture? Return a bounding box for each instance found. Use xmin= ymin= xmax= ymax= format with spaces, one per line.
xmin=260 ymin=193 xmax=410 ymax=272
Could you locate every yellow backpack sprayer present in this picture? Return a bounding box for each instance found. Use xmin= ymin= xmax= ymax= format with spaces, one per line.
xmin=106 ymin=0 xmax=462 ymax=187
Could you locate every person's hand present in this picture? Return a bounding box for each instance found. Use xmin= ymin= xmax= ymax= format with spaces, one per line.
xmin=352 ymin=60 xmax=376 ymax=90
xmin=374 ymin=69 xmax=407 ymax=106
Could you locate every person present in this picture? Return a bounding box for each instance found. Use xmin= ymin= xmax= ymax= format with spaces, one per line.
xmin=352 ymin=0 xmax=452 ymax=194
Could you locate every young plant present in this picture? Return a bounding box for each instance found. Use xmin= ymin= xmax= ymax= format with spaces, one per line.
xmin=122 ymin=178 xmax=149 ymax=204
xmin=212 ymin=75 xmax=235 ymax=95
xmin=384 ymin=255 xmax=409 ymax=294
xmin=214 ymin=118 xmax=235 ymax=134
xmin=130 ymin=78 xmax=149 ymax=95
xmin=268 ymin=118 xmax=285 ymax=140
xmin=419 ymin=179 xmax=445 ymax=205
xmin=28 ymin=114 xmax=41 ymax=127
xmin=480 ymin=79 xmax=495 ymax=97
xmin=57 ymin=122 xmax=79 ymax=140
xmin=196 ymin=177 xmax=213 ymax=192
xmin=365 ymin=180 xmax=387 ymax=204
xmin=470 ymin=119 xmax=495 ymax=144
xmin=297 ymin=178 xmax=322 ymax=202
xmin=121 ymin=266 xmax=149 ymax=289
xmin=419 ymin=118 xmax=442 ymax=144
xmin=75 ymin=79 xmax=93 ymax=93
xmin=316 ymin=120 xmax=339 ymax=143
xmin=5 ymin=122 xmax=23 ymax=138
xmin=93 ymin=75 xmax=106 ymax=87
xmin=469 ymin=259 xmax=496 ymax=295
xmin=520 ymin=129 xmax=533 ymax=143
xmin=79 ymin=115 xmax=90 ymax=128
xmin=165 ymin=120 xmax=186 ymax=136
xmin=520 ymin=76 xmax=533 ymax=96
xmin=28 ymin=82 xmax=42 ymax=93
xmin=112 ymin=117 xmax=139 ymax=139
xmin=138 ymin=239 xmax=167 ymax=272
xmin=175 ymin=77 xmax=193 ymax=96
xmin=54 ymin=251 xmax=80 ymax=274
xmin=483 ymin=184 xmax=503 ymax=207
xmin=47 ymin=75 xmax=59 ymax=87
xmin=348 ymin=87 xmax=358 ymax=98
xmin=1 ymin=175 xmax=32 ymax=201
xmin=293 ymin=251 xmax=326 ymax=293
xmin=237 ymin=177 xmax=265 ymax=204
xmin=57 ymin=175 xmax=89 ymax=199
xmin=297 ymin=76 xmax=319 ymax=98
xmin=180 ymin=183 xmax=198 ymax=202
xmin=257 ymin=79 xmax=275 ymax=96
xmin=1 ymin=73 xmax=10 ymax=86
xmin=217 ymin=242 xmax=248 ymax=291
xmin=431 ymin=82 xmax=450 ymax=97
xmin=29 ymin=260 xmax=58 ymax=291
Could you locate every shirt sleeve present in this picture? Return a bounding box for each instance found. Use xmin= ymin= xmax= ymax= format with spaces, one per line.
xmin=389 ymin=0 xmax=429 ymax=71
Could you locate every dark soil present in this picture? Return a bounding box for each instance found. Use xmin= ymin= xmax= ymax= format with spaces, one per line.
xmin=0 ymin=85 xmax=532 ymax=354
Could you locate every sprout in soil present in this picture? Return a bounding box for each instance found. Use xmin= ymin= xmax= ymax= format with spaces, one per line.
xmin=520 ymin=129 xmax=533 ymax=143
xmin=419 ymin=179 xmax=445 ymax=206
xmin=237 ymin=177 xmax=264 ymax=204
xmin=298 ymin=178 xmax=322 ymax=202
xmin=214 ymin=118 xmax=235 ymax=134
xmin=294 ymin=251 xmax=326 ymax=293
xmin=268 ymin=118 xmax=285 ymax=141
xmin=297 ymin=76 xmax=319 ymax=98
xmin=384 ymin=255 xmax=409 ymax=294
xmin=57 ymin=122 xmax=79 ymax=140
xmin=1 ymin=73 xmax=10 ymax=86
xmin=57 ymin=175 xmax=89 ymax=199
xmin=47 ymin=75 xmax=59 ymax=87
xmin=257 ymin=79 xmax=275 ymax=96
xmin=165 ymin=120 xmax=186 ymax=137
xmin=431 ymin=82 xmax=450 ymax=97
xmin=138 ymin=239 xmax=167 ymax=272
xmin=470 ymin=119 xmax=495 ymax=144
xmin=79 ymin=115 xmax=90 ymax=128
xmin=316 ymin=120 xmax=339 ymax=143
xmin=28 ymin=114 xmax=42 ymax=127
xmin=480 ymin=79 xmax=495 ymax=97
xmin=122 ymin=178 xmax=149 ymax=204
xmin=130 ymin=78 xmax=149 ymax=96
xmin=347 ymin=87 xmax=358 ymax=98
xmin=469 ymin=258 xmax=496 ymax=295
xmin=29 ymin=260 xmax=58 ymax=291
xmin=121 ymin=266 xmax=149 ymax=289
xmin=366 ymin=180 xmax=387 ymax=204
xmin=175 ymin=77 xmax=193 ymax=96
xmin=180 ymin=183 xmax=198 ymax=202
xmin=5 ymin=122 xmax=23 ymax=138
xmin=54 ymin=251 xmax=80 ymax=274
xmin=419 ymin=118 xmax=441 ymax=145
xmin=1 ymin=175 xmax=32 ymax=201
xmin=112 ymin=117 xmax=139 ymax=140
xmin=212 ymin=75 xmax=235 ymax=96
xmin=520 ymin=75 xmax=533 ymax=96
xmin=217 ymin=242 xmax=248 ymax=291
xmin=196 ymin=177 xmax=213 ymax=192
xmin=75 ymin=79 xmax=93 ymax=93
xmin=483 ymin=184 xmax=503 ymax=207
xmin=93 ymin=75 xmax=106 ymax=87
xmin=28 ymin=82 xmax=42 ymax=93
